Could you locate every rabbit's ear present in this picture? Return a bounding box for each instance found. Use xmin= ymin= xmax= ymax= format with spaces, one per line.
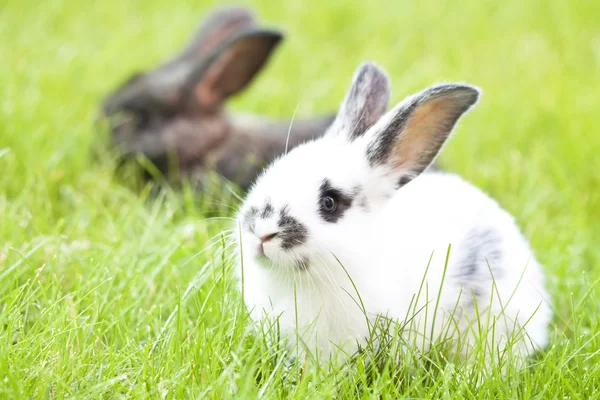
xmin=189 ymin=29 xmax=283 ymax=109
xmin=328 ymin=63 xmax=390 ymax=141
xmin=363 ymin=84 xmax=480 ymax=186
xmin=103 ymin=7 xmax=256 ymax=115
xmin=176 ymin=6 xmax=256 ymax=64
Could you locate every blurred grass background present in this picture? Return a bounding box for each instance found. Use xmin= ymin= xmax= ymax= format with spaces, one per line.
xmin=1 ymin=0 xmax=600 ymax=397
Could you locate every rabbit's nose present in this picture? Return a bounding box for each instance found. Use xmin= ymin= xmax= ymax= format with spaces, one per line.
xmin=260 ymin=232 xmax=279 ymax=243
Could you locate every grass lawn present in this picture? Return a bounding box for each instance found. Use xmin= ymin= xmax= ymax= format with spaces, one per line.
xmin=2 ymin=0 xmax=600 ymax=398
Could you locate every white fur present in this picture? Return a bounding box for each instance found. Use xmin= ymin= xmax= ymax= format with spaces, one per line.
xmin=233 ymin=73 xmax=551 ymax=363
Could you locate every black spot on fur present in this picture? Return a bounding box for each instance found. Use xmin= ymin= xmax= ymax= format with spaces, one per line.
xmin=318 ymin=179 xmax=355 ymax=223
xmin=397 ymin=176 xmax=413 ymax=188
xmin=244 ymin=206 xmax=258 ymax=232
xmin=462 ymin=228 xmax=503 ymax=277
xmin=454 ymin=227 xmax=504 ymax=305
xmin=260 ymin=201 xmax=274 ymax=219
xmin=278 ymin=206 xmax=308 ymax=249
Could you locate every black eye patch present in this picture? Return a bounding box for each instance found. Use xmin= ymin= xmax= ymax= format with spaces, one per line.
xmin=318 ymin=179 xmax=356 ymax=223
xmin=278 ymin=206 xmax=308 ymax=249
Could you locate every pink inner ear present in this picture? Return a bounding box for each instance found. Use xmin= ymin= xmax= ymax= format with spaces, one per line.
xmin=194 ymin=46 xmax=239 ymax=107
xmin=191 ymin=33 xmax=281 ymax=110
xmin=390 ymin=98 xmax=452 ymax=171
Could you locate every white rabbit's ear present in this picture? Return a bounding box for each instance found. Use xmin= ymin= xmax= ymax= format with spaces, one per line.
xmin=364 ymin=84 xmax=480 ymax=186
xmin=328 ymin=63 xmax=390 ymax=140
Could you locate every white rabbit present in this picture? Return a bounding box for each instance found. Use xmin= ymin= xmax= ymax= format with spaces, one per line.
xmin=234 ymin=63 xmax=551 ymax=363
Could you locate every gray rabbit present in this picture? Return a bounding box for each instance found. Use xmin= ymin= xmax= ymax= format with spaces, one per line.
xmin=102 ymin=6 xmax=334 ymax=190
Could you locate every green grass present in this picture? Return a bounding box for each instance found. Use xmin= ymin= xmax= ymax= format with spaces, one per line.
xmin=1 ymin=0 xmax=600 ymax=397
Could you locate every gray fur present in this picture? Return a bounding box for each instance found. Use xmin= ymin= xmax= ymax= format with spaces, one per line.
xmin=244 ymin=206 xmax=258 ymax=232
xmin=102 ymin=7 xmax=334 ymax=192
xmin=358 ymin=196 xmax=369 ymax=210
xmin=260 ymin=201 xmax=274 ymax=219
xmin=331 ymin=63 xmax=390 ymax=141
xmin=453 ymin=227 xmax=504 ymax=305
xmin=397 ymin=176 xmax=413 ymax=188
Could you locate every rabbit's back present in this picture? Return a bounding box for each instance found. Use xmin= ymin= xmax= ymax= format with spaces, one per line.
xmin=378 ymin=171 xmax=551 ymax=353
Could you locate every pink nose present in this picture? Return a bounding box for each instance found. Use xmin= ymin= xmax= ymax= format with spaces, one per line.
xmin=260 ymin=232 xmax=278 ymax=243
xmin=257 ymin=232 xmax=278 ymax=255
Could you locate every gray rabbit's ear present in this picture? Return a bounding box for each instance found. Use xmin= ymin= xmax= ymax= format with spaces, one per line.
xmin=102 ymin=6 xmax=258 ymax=115
xmin=176 ymin=6 xmax=256 ymax=64
xmin=328 ymin=63 xmax=390 ymax=140
xmin=363 ymin=84 xmax=480 ymax=186
xmin=188 ymin=29 xmax=283 ymax=109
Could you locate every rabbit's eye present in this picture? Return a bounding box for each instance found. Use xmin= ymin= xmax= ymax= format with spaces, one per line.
xmin=321 ymin=195 xmax=337 ymax=213
xmin=135 ymin=109 xmax=150 ymax=129
xmin=318 ymin=179 xmax=354 ymax=223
